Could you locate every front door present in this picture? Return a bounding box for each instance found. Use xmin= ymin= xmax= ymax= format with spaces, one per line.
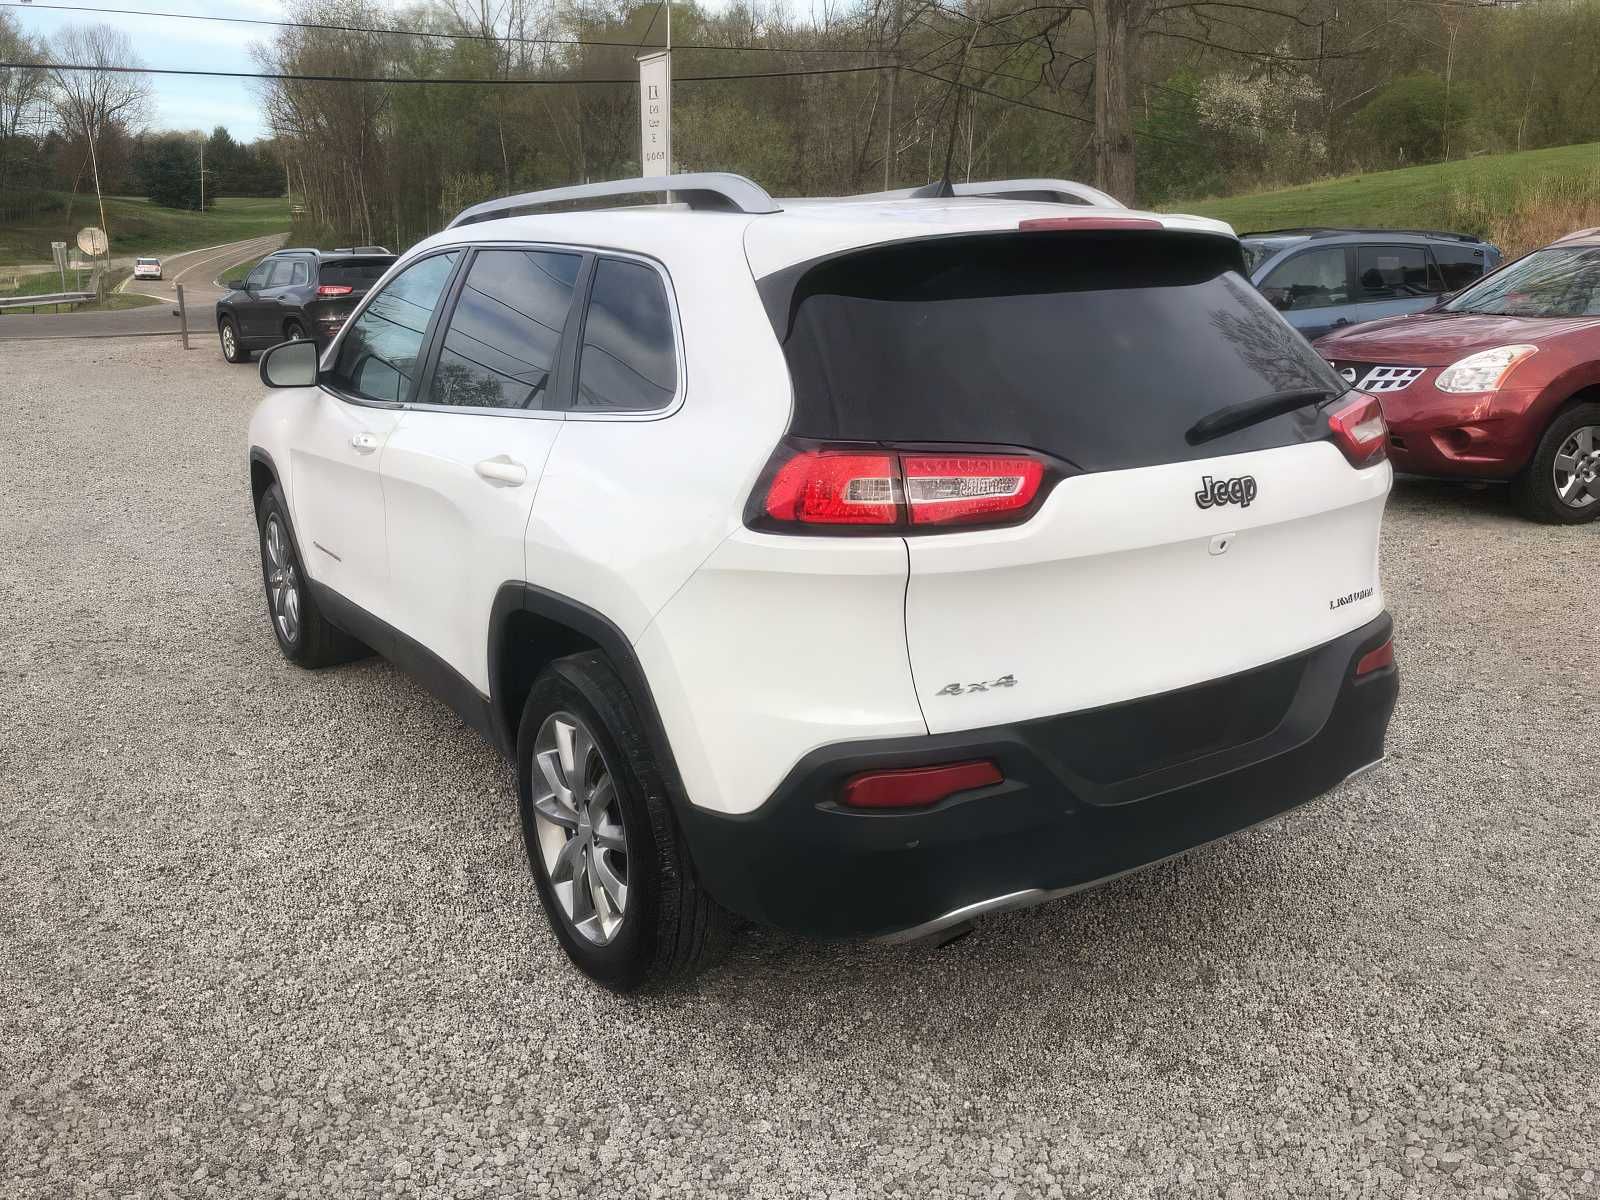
xmin=1255 ymin=245 xmax=1356 ymax=342
xmin=379 ymin=246 xmax=585 ymax=692
xmin=292 ymin=249 xmax=463 ymax=620
xmin=236 ymin=260 xmax=275 ymax=341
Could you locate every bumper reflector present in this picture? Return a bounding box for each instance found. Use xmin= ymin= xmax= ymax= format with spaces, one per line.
xmin=842 ymin=760 xmax=1004 ymax=809
xmin=1355 ymin=638 xmax=1394 ymax=677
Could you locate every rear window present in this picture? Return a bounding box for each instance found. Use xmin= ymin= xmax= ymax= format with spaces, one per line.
xmin=767 ymin=233 xmax=1345 ymax=473
xmin=320 ymin=258 xmax=395 ymax=289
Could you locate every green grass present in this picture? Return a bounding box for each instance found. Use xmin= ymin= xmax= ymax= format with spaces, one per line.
xmin=0 ymin=267 xmax=160 ymax=313
xmin=1181 ymin=142 xmax=1600 ymax=237
xmin=0 ymin=194 xmax=289 ymax=267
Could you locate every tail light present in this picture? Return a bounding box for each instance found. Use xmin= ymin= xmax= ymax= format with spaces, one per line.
xmin=842 ymin=760 xmax=1003 ymax=809
xmin=756 ymin=444 xmax=1048 ymax=532
xmin=1355 ymin=638 xmax=1394 ymax=678
xmin=1328 ymin=393 xmax=1388 ymax=469
xmin=316 ymin=284 xmax=354 ymax=297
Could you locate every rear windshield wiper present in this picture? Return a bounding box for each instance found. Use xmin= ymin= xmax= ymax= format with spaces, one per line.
xmin=1185 ymin=388 xmax=1337 ymax=447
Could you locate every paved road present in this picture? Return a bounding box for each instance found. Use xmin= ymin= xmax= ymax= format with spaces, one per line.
xmin=0 ymin=233 xmax=285 ymax=341
xmin=3 ymin=338 xmax=1599 ymax=1198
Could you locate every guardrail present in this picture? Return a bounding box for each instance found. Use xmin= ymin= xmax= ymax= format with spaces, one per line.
xmin=0 ymin=290 xmax=96 ymax=312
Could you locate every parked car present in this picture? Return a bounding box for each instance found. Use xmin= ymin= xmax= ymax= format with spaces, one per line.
xmin=132 ymin=256 xmax=162 ymax=280
xmin=1243 ymin=228 xmax=1501 ymax=342
xmin=216 ymin=247 xmax=395 ymax=363
xmin=1317 ymin=229 xmax=1600 ymax=523
xmin=246 ymin=174 xmax=1398 ymax=991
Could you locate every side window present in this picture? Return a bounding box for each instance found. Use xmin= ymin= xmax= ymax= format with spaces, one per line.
xmin=424 ymin=249 xmax=582 ymax=410
xmin=573 ymin=258 xmax=678 ymax=412
xmin=1259 ymin=247 xmax=1349 ymax=312
xmin=264 ymin=259 xmax=295 ymax=288
xmin=1358 ymin=245 xmax=1435 ymax=298
xmin=1432 ymin=244 xmax=1488 ymax=292
xmin=329 ymin=251 xmax=460 ymax=404
xmin=289 ymin=260 xmax=309 ymax=286
xmin=245 ymin=263 xmax=271 ymax=291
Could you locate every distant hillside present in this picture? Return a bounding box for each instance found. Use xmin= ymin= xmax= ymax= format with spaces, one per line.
xmin=0 ymin=195 xmax=289 ymax=267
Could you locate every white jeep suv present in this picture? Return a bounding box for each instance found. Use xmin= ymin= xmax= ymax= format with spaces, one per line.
xmin=247 ymin=173 xmax=1399 ymax=991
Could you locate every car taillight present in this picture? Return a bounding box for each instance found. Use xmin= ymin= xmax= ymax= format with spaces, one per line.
xmin=842 ymin=760 xmax=1003 ymax=809
xmin=1355 ymin=638 xmax=1394 ymax=677
xmin=316 ymin=284 xmax=354 ymax=297
xmin=757 ymin=444 xmax=1048 ymax=531
xmin=1328 ymin=393 xmax=1388 ymax=469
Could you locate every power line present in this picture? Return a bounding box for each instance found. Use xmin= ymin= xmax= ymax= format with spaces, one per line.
xmin=1 ymin=1 xmax=886 ymax=56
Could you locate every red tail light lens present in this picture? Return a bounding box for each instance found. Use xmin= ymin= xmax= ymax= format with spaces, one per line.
xmin=842 ymin=760 xmax=1003 ymax=809
xmin=1328 ymin=394 xmax=1388 ymax=469
xmin=902 ymin=454 xmax=1045 ymax=526
xmin=316 ymin=284 xmax=354 ymax=297
xmin=764 ymin=450 xmax=897 ymax=525
xmin=758 ymin=445 xmax=1048 ymax=531
xmin=1355 ymin=638 xmax=1394 ymax=677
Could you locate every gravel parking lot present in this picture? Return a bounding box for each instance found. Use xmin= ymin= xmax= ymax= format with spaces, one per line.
xmin=3 ymin=337 xmax=1598 ymax=1199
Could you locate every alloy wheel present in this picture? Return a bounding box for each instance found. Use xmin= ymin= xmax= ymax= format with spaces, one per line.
xmin=1553 ymin=425 xmax=1600 ymax=509
xmin=263 ymin=515 xmax=301 ymax=644
xmin=530 ymin=711 xmax=629 ymax=945
xmin=222 ymin=324 xmax=236 ymax=357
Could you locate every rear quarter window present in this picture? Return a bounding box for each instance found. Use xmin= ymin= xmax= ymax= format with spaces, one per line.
xmin=764 ymin=232 xmax=1345 ymax=473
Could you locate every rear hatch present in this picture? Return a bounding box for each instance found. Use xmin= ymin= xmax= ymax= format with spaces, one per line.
xmin=765 ymin=230 xmax=1390 ymax=740
xmin=312 ymin=256 xmax=396 ymax=333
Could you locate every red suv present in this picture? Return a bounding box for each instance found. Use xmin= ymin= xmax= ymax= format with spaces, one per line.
xmin=1316 ymin=229 xmax=1600 ymax=523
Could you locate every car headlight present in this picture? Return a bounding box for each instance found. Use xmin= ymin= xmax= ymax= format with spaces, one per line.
xmin=1435 ymin=345 xmax=1538 ymax=394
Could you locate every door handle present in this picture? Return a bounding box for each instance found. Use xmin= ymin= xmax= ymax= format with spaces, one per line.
xmin=475 ymin=456 xmax=528 ymax=487
xmin=350 ymin=432 xmax=380 ymax=453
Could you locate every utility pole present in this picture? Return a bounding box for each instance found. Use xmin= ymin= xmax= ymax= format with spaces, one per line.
xmin=83 ymin=110 xmax=109 ymax=287
xmin=883 ymin=0 xmax=902 ymax=189
xmin=199 ymin=137 xmax=205 ymax=211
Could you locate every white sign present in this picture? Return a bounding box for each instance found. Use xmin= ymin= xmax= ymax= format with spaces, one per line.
xmin=639 ymin=51 xmax=672 ymax=178
xmin=77 ymin=226 xmax=108 ymax=256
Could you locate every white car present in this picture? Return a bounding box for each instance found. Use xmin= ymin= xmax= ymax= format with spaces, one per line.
xmin=133 ymin=257 xmax=162 ymax=280
xmin=246 ymin=173 xmax=1399 ymax=991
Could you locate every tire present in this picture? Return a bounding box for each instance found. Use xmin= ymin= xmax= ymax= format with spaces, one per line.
xmin=517 ymin=651 xmax=734 ymax=992
xmin=255 ymin=483 xmax=368 ymax=668
xmin=219 ymin=317 xmax=248 ymax=364
xmin=1511 ymin=401 xmax=1600 ymax=524
xmin=283 ymin=319 xmax=307 ymax=342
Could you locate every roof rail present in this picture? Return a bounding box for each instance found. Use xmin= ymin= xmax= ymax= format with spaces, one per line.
xmin=856 ymin=178 xmax=1125 ymax=210
xmin=1240 ymin=226 xmax=1483 ymax=243
xmin=447 ymin=173 xmax=781 ymax=227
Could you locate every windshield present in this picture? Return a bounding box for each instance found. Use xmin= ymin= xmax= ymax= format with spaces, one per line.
xmin=768 ymin=232 xmax=1346 ymax=474
xmin=1444 ymin=246 xmax=1600 ymax=317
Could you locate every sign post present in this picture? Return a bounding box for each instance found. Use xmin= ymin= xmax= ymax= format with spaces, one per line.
xmin=639 ymin=50 xmax=672 ymax=178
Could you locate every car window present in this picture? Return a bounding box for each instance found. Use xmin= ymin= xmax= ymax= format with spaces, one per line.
xmin=1357 ymin=245 xmax=1437 ymax=298
xmin=573 ymin=259 xmax=678 ymax=412
xmin=423 ymin=249 xmax=582 ymax=410
xmin=320 ymin=260 xmax=394 ymax=288
xmin=328 ymin=252 xmax=460 ymax=404
xmin=289 ymin=260 xmax=309 ymax=286
xmin=1432 ymin=244 xmax=1488 ymax=292
xmin=1258 ymin=247 xmax=1349 ymax=311
xmin=264 ymin=259 xmax=295 ymax=288
xmin=245 ymin=263 xmax=271 ymax=290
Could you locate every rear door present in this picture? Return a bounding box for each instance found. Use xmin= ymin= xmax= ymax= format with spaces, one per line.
xmin=1353 ymin=243 xmax=1446 ymax=325
xmin=771 ymin=230 xmax=1390 ymax=734
xmin=378 ymin=245 xmax=585 ymax=692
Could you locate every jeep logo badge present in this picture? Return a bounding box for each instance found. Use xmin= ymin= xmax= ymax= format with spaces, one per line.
xmin=1195 ymin=474 xmax=1258 ymax=510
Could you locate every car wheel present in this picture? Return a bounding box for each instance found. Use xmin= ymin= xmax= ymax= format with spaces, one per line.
xmin=255 ymin=483 xmax=368 ymax=667
xmin=219 ymin=317 xmax=248 ymax=364
xmin=1512 ymin=401 xmax=1600 ymax=524
xmin=517 ymin=651 xmax=734 ymax=992
xmin=284 ymin=319 xmax=307 ymax=342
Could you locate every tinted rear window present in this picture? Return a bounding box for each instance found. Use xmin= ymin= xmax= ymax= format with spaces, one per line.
xmin=769 ymin=233 xmax=1345 ymax=473
xmin=320 ymin=258 xmax=395 ymax=288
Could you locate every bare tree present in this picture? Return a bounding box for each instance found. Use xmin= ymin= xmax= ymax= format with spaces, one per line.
xmin=0 ymin=11 xmax=52 ymax=195
xmin=48 ymin=24 xmax=152 ymax=148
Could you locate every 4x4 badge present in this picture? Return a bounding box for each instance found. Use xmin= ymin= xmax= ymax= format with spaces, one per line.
xmin=1195 ymin=474 xmax=1258 ymax=510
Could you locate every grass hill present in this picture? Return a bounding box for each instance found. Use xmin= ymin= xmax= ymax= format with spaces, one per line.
xmin=1180 ymin=142 xmax=1600 ymax=256
xmin=0 ymin=194 xmax=289 ymax=267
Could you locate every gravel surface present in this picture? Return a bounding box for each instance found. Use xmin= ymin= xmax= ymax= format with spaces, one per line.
xmin=3 ymin=339 xmax=1598 ymax=1199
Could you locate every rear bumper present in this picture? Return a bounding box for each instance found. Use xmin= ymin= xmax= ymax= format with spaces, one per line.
xmin=678 ymin=613 xmax=1398 ymax=940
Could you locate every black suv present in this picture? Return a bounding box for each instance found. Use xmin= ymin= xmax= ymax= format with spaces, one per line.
xmin=217 ymin=247 xmax=395 ymax=363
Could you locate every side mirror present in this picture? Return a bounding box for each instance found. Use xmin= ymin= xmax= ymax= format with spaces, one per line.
xmin=260 ymin=338 xmax=319 ymax=388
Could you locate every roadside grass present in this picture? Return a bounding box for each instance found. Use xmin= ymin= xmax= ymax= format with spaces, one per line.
xmin=0 ymin=194 xmax=289 ymax=267
xmin=0 ymin=267 xmax=160 ymax=313
xmin=1184 ymin=142 xmax=1600 ymax=255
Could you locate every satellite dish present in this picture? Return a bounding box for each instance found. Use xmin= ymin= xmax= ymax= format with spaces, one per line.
xmin=77 ymin=227 xmax=108 ymax=256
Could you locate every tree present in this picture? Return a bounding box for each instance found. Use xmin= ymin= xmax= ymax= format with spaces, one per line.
xmin=133 ymin=131 xmax=203 ymax=209
xmin=0 ymin=10 xmax=50 ymax=196
xmin=1351 ymin=73 xmax=1471 ymax=168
